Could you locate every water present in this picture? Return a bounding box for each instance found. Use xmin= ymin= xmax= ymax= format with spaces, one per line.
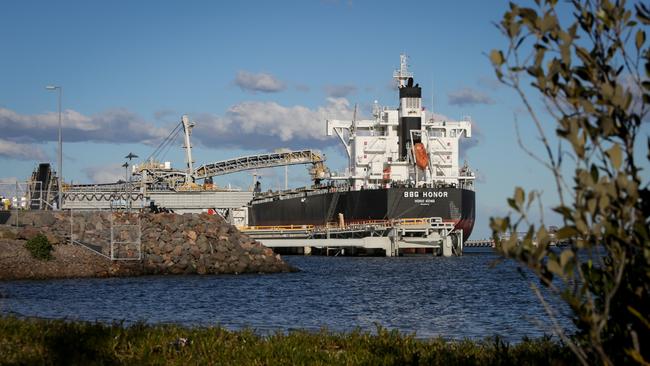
xmin=0 ymin=249 xmax=572 ymax=341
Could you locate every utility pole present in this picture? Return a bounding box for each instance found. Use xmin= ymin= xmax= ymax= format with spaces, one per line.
xmin=45 ymin=85 xmax=63 ymax=210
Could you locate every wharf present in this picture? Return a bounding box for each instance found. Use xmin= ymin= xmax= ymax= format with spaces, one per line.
xmin=240 ymin=217 xmax=464 ymax=257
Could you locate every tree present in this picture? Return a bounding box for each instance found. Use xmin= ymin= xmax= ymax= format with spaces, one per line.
xmin=489 ymin=0 xmax=649 ymax=365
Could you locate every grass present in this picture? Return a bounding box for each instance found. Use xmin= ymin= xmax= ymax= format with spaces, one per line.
xmin=0 ymin=316 xmax=575 ymax=365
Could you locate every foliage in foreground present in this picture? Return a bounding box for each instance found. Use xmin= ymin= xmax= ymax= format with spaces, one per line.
xmin=24 ymin=234 xmax=53 ymax=261
xmin=0 ymin=316 xmax=574 ymax=366
xmin=490 ymin=0 xmax=649 ymax=365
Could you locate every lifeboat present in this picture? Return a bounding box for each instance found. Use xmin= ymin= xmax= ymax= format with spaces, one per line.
xmin=413 ymin=142 xmax=429 ymax=170
xmin=383 ymin=166 xmax=391 ymax=180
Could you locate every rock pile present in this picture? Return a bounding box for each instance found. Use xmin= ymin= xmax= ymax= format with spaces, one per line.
xmin=141 ymin=212 xmax=291 ymax=274
xmin=0 ymin=211 xmax=294 ymax=279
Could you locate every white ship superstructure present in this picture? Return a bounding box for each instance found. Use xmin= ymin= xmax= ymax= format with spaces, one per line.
xmin=327 ymin=54 xmax=475 ymax=191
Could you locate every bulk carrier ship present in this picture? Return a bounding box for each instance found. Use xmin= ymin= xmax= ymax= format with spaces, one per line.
xmin=248 ymin=55 xmax=476 ymax=239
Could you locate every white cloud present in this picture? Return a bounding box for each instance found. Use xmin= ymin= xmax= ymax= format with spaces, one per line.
xmin=153 ymin=109 xmax=177 ymax=121
xmin=477 ymin=76 xmax=502 ymax=90
xmin=82 ymin=163 xmax=126 ymax=184
xmin=195 ymin=97 xmax=355 ymax=149
xmin=234 ymin=71 xmax=286 ymax=93
xmin=448 ymin=88 xmax=495 ymax=107
xmin=324 ymin=84 xmax=357 ymax=98
xmin=0 ymin=108 xmax=168 ymax=145
xmin=0 ymin=138 xmax=47 ymax=160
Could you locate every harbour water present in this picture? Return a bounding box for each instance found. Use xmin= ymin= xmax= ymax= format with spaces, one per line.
xmin=0 ymin=248 xmax=572 ymax=341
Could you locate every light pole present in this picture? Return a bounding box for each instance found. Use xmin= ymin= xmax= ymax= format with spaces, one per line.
xmin=45 ymin=85 xmax=62 ymax=210
xmin=122 ymin=162 xmax=129 ymax=183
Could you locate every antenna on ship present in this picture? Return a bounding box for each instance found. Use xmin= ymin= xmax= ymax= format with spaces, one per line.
xmin=393 ymin=53 xmax=413 ymax=88
xmin=352 ymin=104 xmax=358 ymax=133
xmin=431 ymin=78 xmax=434 ymax=115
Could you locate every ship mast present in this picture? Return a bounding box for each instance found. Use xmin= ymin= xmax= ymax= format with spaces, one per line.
xmin=393 ymin=53 xmax=413 ymax=87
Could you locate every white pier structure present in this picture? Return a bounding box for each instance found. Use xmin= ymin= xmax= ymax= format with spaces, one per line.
xmin=241 ymin=217 xmax=463 ymax=257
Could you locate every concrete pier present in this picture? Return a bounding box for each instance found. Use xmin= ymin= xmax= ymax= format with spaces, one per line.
xmin=240 ymin=217 xmax=464 ymax=257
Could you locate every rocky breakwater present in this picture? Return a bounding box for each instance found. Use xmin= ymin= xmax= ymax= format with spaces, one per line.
xmin=141 ymin=212 xmax=291 ymax=275
xmin=0 ymin=211 xmax=294 ymax=280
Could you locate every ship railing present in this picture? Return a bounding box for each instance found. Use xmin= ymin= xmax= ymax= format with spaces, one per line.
xmin=239 ymin=217 xmax=453 ymax=233
xmin=323 ymin=217 xmax=446 ymax=230
xmin=240 ymin=224 xmax=315 ymax=232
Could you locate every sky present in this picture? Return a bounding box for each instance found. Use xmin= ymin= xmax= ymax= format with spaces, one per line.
xmin=1 ymin=0 xmax=647 ymax=238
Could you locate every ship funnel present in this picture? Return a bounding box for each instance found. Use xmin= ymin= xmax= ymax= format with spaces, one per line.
xmin=398 ymin=76 xmax=422 ymax=160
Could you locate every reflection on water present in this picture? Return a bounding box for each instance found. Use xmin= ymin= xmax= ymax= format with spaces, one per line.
xmin=0 ymin=248 xmax=572 ymax=341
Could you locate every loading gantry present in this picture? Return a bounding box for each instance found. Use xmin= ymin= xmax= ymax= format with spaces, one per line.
xmin=127 ymin=115 xmax=329 ymax=191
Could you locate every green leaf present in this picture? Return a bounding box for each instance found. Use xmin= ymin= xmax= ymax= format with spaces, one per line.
xmin=636 ymin=29 xmax=646 ymax=50
xmin=587 ymin=198 xmax=597 ymax=215
xmin=553 ymin=205 xmax=572 ymax=218
xmin=547 ymin=257 xmax=563 ymax=276
xmin=541 ymin=12 xmax=556 ymax=32
xmin=560 ymin=249 xmax=574 ymax=268
xmin=556 ymin=226 xmax=578 ymax=240
xmin=514 ymin=187 xmax=525 ymax=208
xmin=536 ymin=225 xmax=550 ymax=249
xmin=607 ymin=144 xmax=622 ymax=170
xmin=527 ymin=190 xmax=536 ymax=209
xmin=490 ymin=50 xmax=504 ymax=66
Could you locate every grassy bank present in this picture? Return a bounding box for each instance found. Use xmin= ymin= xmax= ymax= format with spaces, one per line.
xmin=0 ymin=317 xmax=574 ymax=365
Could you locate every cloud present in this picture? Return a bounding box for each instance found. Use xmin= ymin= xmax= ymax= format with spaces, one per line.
xmin=0 ymin=139 xmax=47 ymax=160
xmin=153 ymin=109 xmax=177 ymax=121
xmin=448 ymin=87 xmax=495 ymax=107
xmin=234 ymin=71 xmax=286 ymax=93
xmin=477 ymin=76 xmax=502 ymax=90
xmin=0 ymin=108 xmax=168 ymax=145
xmin=194 ymin=97 xmax=356 ymax=150
xmin=82 ymin=163 xmax=125 ymax=184
xmin=324 ymin=84 xmax=357 ymax=98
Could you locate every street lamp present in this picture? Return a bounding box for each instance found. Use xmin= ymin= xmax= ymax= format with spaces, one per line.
xmin=45 ymin=85 xmax=62 ymax=210
xmin=122 ymin=162 xmax=129 ymax=183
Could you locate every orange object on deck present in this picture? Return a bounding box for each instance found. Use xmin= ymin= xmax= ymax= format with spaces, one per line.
xmin=382 ymin=166 xmax=391 ymax=180
xmin=413 ymin=143 xmax=429 ymax=170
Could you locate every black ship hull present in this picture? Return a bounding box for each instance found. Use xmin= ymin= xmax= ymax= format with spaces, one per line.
xmin=249 ymin=187 xmax=475 ymax=239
